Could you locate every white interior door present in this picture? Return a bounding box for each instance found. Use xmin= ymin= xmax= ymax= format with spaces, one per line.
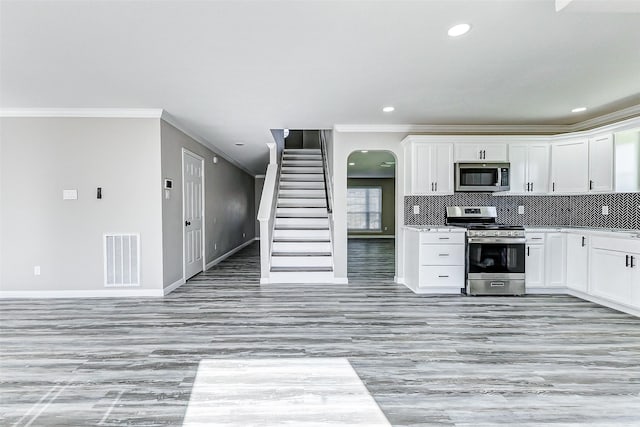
xmin=183 ymin=150 xmax=204 ymax=279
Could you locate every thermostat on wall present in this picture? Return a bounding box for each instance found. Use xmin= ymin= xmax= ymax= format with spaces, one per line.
xmin=164 ymin=179 xmax=173 ymax=189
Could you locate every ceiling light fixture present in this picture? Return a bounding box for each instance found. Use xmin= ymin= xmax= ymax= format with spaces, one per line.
xmin=382 ymin=106 xmax=395 ymax=113
xmin=380 ymin=164 xmax=392 ymax=168
xmin=361 ymin=150 xmax=369 ymax=153
xmin=448 ymin=23 xmax=471 ymax=37
xmin=571 ymin=107 xmax=587 ymax=113
xmin=349 ymin=162 xmax=355 ymax=166
xmin=384 ymin=161 xmax=396 ymax=165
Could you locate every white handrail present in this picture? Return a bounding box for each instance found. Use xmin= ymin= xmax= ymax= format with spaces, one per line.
xmin=258 ymin=143 xmax=279 ymax=282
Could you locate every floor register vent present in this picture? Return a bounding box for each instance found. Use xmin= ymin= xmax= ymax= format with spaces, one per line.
xmin=104 ymin=234 xmax=140 ymax=286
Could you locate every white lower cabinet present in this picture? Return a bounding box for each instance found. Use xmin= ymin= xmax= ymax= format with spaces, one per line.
xmin=545 ymin=233 xmax=567 ymax=288
xmin=590 ymin=236 xmax=640 ymax=311
xmin=525 ymin=233 xmax=545 ymax=288
xmin=566 ymin=233 xmax=589 ymax=292
xmin=404 ymin=228 xmax=465 ymax=294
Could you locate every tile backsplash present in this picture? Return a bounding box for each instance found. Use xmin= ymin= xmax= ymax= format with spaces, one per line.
xmin=404 ymin=192 xmax=640 ymax=230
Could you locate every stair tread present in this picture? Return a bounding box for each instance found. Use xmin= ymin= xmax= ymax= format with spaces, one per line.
xmin=272 ymin=252 xmax=332 ymax=257
xmin=274 ymin=226 xmax=330 ymax=230
xmin=273 ymin=238 xmax=331 ymax=242
xmin=270 ymin=266 xmax=333 ymax=272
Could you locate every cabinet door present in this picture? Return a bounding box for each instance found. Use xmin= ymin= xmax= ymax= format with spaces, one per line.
xmin=525 ymin=244 xmax=545 ymax=287
xmin=551 ymin=139 xmax=589 ymax=193
xmin=631 ymin=256 xmax=640 ymax=310
xmin=433 ymin=144 xmax=454 ymax=194
xmin=508 ymin=145 xmax=528 ymax=194
xmin=527 ymin=144 xmax=550 ymax=194
xmin=545 ymin=233 xmax=566 ymax=287
xmin=482 ymin=144 xmax=508 ymax=162
xmin=454 ymin=144 xmax=480 ymax=161
xmin=411 ymin=144 xmax=432 ymax=194
xmin=566 ymin=234 xmax=589 ymax=292
xmin=590 ymin=248 xmax=631 ymax=305
xmin=589 ymin=134 xmax=614 ymax=192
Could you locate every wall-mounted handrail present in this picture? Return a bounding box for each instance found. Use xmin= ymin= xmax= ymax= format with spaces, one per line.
xmin=320 ymin=131 xmax=333 ymax=214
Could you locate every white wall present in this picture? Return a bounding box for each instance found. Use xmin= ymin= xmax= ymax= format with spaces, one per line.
xmin=0 ymin=117 xmax=164 ymax=294
xmin=331 ymin=130 xmax=407 ymax=281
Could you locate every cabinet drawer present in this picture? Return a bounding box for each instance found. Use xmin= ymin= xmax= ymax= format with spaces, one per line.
xmin=420 ymin=244 xmax=465 ymax=266
xmin=420 ymin=232 xmax=465 ymax=245
xmin=419 ymin=266 xmax=465 ymax=287
xmin=526 ymin=233 xmax=545 ymax=244
xmin=591 ymin=236 xmax=640 ymax=254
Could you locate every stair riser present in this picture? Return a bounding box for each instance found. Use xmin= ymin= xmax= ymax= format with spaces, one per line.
xmin=276 ymin=218 xmax=329 ymax=227
xmin=281 ymin=161 xmax=323 ymax=167
xmin=272 ymin=242 xmax=332 ymax=252
xmin=281 ymin=168 xmax=322 ymax=173
xmin=280 ymin=174 xmax=324 ymax=181
xmin=265 ymin=271 xmax=334 ymax=283
xmin=271 ymin=256 xmax=333 ymax=268
xmin=276 ymin=207 xmax=327 ymax=216
xmin=279 ymin=182 xmax=325 ymax=190
xmin=273 ymin=229 xmax=331 ymax=239
xmin=279 ymin=189 xmax=326 ymax=198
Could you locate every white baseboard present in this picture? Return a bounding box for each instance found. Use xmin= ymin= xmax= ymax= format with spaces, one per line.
xmin=567 ymin=289 xmax=640 ymax=317
xmin=205 ymin=238 xmax=257 ymax=270
xmin=525 ymin=287 xmax=567 ymax=295
xmin=0 ymin=288 xmax=164 ymax=299
xmin=333 ymin=277 xmax=349 ymax=284
xmin=163 ymin=278 xmax=185 ymax=296
xmin=348 ymin=235 xmax=395 ymax=239
xmin=395 ymin=276 xmax=405 ymax=285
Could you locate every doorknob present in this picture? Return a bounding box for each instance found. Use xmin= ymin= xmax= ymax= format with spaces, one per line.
xmin=185 ymin=221 xmax=191 ymax=226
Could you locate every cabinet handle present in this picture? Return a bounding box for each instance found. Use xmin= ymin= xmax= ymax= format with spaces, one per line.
xmin=435 ymin=182 xmax=438 ymax=191
xmin=438 ymin=275 xmax=450 ymax=278
xmin=438 ymin=237 xmax=450 ymax=240
xmin=479 ymin=150 xmax=483 ymax=159
xmin=552 ymin=182 xmax=556 ymax=192
xmin=490 ymin=282 xmax=505 ymax=287
xmin=589 ymin=180 xmax=594 ymax=190
xmin=531 ymin=182 xmax=534 ymax=192
xmin=581 ymin=236 xmax=585 ymax=247
xmin=438 ymin=253 xmax=450 ymax=257
xmin=527 ymin=246 xmax=530 ymax=256
xmin=527 ymin=182 xmax=530 ymax=192
xmin=632 ymin=256 xmax=636 ymax=268
xmin=626 ymin=255 xmax=630 ymax=267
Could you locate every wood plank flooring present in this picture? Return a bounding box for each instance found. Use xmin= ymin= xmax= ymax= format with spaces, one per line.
xmin=1 ymin=239 xmax=640 ymax=426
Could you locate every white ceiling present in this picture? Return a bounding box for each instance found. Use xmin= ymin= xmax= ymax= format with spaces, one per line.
xmin=1 ymin=0 xmax=639 ymax=175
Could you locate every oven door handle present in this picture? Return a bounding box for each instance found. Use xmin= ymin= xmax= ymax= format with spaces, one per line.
xmin=467 ymin=238 xmax=526 ymax=244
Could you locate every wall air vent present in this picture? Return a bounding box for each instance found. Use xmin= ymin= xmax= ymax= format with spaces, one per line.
xmin=104 ymin=234 xmax=140 ymax=286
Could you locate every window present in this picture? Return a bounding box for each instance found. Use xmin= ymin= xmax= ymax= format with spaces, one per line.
xmin=347 ymin=187 xmax=382 ymax=231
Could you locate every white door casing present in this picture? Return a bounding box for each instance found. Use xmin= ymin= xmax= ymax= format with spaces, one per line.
xmin=183 ymin=149 xmax=205 ymax=280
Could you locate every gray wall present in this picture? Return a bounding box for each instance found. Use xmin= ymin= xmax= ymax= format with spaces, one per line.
xmin=347 ymin=178 xmax=395 ymax=237
xmin=160 ymin=121 xmax=255 ymax=287
xmin=0 ymin=117 xmax=163 ymax=292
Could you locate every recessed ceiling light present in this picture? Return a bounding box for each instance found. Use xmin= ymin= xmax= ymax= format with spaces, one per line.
xmin=235 ymin=142 xmax=245 ymax=146
xmin=361 ymin=150 xmax=369 ymax=153
xmin=571 ymin=107 xmax=587 ymax=113
xmin=349 ymin=162 xmax=355 ymax=166
xmin=382 ymin=106 xmax=395 ymax=113
xmin=448 ymin=23 xmax=471 ymax=37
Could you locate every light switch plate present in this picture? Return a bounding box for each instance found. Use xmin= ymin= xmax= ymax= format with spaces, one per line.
xmin=602 ymin=205 xmax=609 ymax=215
xmin=62 ymin=189 xmax=77 ymax=200
xmin=518 ymin=205 xmax=525 ymax=215
xmin=413 ymin=205 xmax=420 ymax=215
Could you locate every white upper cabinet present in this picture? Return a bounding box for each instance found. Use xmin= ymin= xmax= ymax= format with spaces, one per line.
xmin=454 ymin=143 xmax=508 ymax=162
xmin=550 ymin=138 xmax=589 ymax=194
xmin=508 ymin=143 xmax=550 ymax=194
xmin=588 ymin=133 xmax=614 ymax=192
xmin=405 ymin=139 xmax=454 ymax=195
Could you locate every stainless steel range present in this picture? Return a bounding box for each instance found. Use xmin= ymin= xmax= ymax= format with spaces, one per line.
xmin=446 ymin=206 xmax=526 ymax=296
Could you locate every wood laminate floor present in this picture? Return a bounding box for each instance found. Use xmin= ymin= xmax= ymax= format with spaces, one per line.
xmin=1 ymin=239 xmax=640 ymax=426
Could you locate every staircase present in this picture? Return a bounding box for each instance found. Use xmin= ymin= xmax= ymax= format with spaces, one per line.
xmin=269 ymin=148 xmax=334 ymax=283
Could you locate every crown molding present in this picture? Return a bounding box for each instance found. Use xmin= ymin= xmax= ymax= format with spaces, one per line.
xmin=0 ymin=108 xmax=163 ymax=118
xmin=160 ymin=111 xmax=257 ymax=177
xmin=335 ymin=104 xmax=640 ymax=135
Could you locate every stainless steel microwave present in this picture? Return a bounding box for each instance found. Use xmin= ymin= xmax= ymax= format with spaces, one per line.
xmin=455 ymin=162 xmax=510 ymax=192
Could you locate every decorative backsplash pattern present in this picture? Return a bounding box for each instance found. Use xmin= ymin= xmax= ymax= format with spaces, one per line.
xmin=404 ymin=192 xmax=640 ymax=230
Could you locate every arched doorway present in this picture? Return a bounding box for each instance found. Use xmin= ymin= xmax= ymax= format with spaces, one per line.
xmin=346 ymin=150 xmax=397 ymax=282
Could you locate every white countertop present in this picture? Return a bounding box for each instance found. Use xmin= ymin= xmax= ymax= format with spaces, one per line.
xmin=403 ymin=225 xmax=466 ymax=233
xmin=404 ymin=224 xmax=640 ymax=238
